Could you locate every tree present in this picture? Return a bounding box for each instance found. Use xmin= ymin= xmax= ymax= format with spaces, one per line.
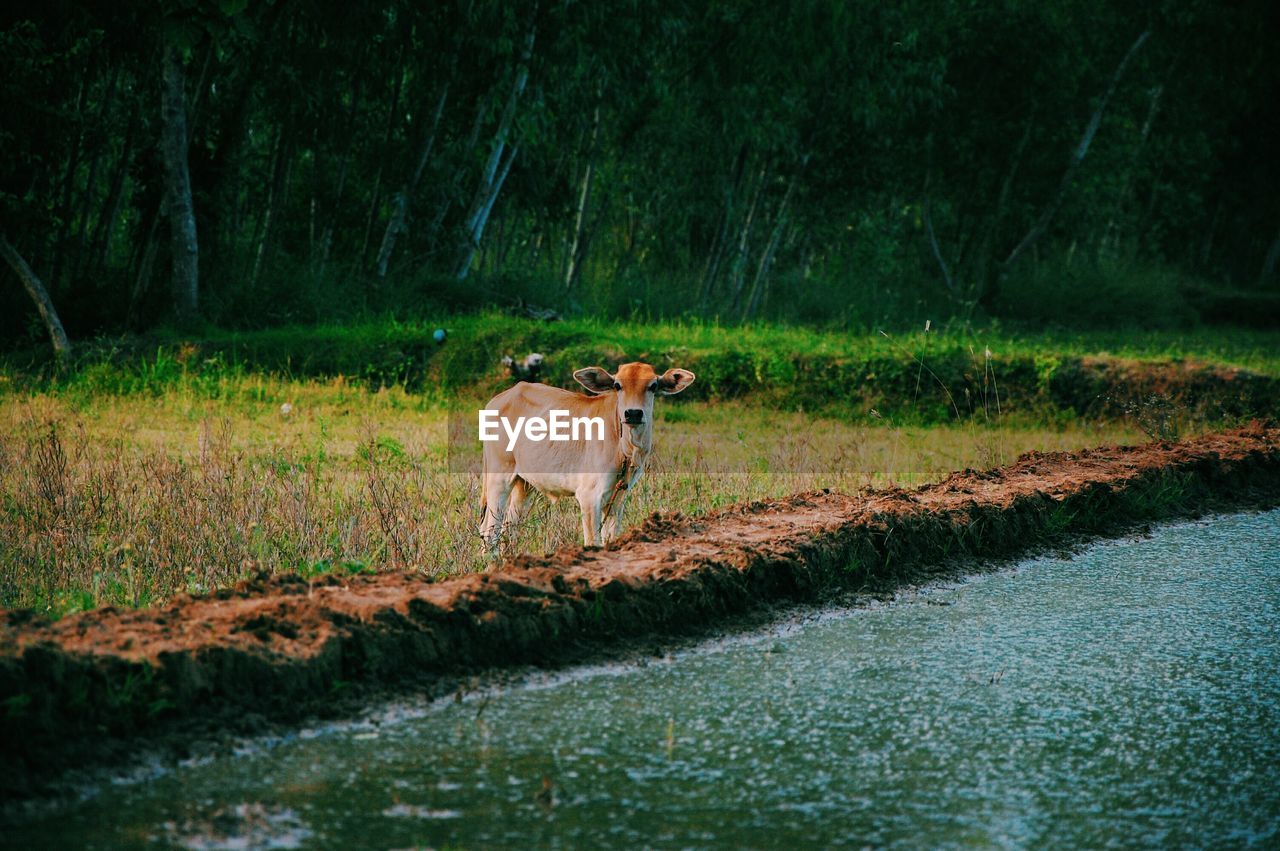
xmin=1 ymin=235 xmax=72 ymax=357
xmin=989 ymin=28 xmax=1151 ymax=306
xmin=3 ymin=0 xmax=1280 ymax=336
xmin=454 ymin=3 xmax=538 ymax=281
xmin=159 ymin=32 xmax=199 ymax=321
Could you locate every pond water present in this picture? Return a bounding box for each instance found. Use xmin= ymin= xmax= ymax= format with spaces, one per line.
xmin=8 ymin=510 xmax=1280 ymax=849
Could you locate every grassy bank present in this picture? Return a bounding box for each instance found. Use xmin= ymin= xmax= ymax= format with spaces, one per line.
xmin=2 ymin=317 xmax=1275 ymax=615
xmin=5 ymin=315 xmax=1280 ymax=422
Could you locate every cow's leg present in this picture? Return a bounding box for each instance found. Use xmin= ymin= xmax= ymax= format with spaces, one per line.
xmin=576 ymin=487 xmax=604 ymax=547
xmin=480 ymin=472 xmax=514 ymax=558
xmin=500 ymin=477 xmax=530 ymax=552
xmin=602 ymin=465 xmax=642 ymax=544
xmin=601 ymin=489 xmax=628 ymax=543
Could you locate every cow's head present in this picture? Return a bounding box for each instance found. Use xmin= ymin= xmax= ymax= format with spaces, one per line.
xmin=573 ymin=362 xmax=695 ymax=431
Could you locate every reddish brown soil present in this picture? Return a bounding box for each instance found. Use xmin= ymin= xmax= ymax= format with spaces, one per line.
xmin=2 ymin=424 xmax=1279 ymax=796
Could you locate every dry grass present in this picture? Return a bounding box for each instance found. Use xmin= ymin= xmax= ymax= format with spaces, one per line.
xmin=0 ymin=376 xmax=1151 ymax=616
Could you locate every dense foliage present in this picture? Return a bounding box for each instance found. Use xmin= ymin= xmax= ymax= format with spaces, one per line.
xmin=2 ymin=0 xmax=1278 ymax=346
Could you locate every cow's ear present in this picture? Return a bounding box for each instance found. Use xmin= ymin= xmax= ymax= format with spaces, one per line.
xmin=657 ymin=368 xmax=696 ymax=395
xmin=573 ymin=367 xmax=616 ymax=394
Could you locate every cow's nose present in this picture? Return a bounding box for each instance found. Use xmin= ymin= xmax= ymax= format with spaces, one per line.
xmin=623 ymin=409 xmax=644 ymax=424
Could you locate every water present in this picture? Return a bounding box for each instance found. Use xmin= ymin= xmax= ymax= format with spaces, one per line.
xmin=8 ymin=510 xmax=1280 ymax=849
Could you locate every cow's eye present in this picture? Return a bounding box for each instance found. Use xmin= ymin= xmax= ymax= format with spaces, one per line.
xmin=613 ymin=382 xmax=622 ymax=391
xmin=649 ymin=382 xmax=658 ymax=392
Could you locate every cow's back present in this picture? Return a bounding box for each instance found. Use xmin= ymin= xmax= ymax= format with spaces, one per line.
xmin=485 ymin=381 xmax=584 ymax=421
xmin=482 ymin=383 xmax=615 ymax=482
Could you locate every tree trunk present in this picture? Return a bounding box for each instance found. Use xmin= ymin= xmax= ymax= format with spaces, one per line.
xmin=921 ymin=141 xmax=960 ymax=299
xmin=455 ymin=9 xmax=537 ymax=281
xmin=160 ymin=40 xmax=200 ymax=321
xmin=497 ymin=204 xmax=524 ymax=272
xmin=699 ymin=144 xmax=749 ymax=307
xmin=744 ymin=156 xmax=806 ymax=319
xmin=972 ymin=107 xmax=1035 ymax=287
xmin=251 ymin=126 xmax=291 ymax=289
xmin=75 ymin=67 xmax=120 ymax=252
xmin=128 ymin=207 xmax=162 ymax=326
xmin=992 ymin=29 xmax=1151 ymax=305
xmin=1260 ymin=218 xmax=1280 ymax=285
xmin=48 ymin=74 xmax=89 ymax=288
xmin=455 ymin=146 xmax=519 ymax=280
xmin=90 ymin=101 xmax=139 ymax=271
xmin=206 ymin=2 xmax=288 ymax=262
xmin=528 ymin=229 xmax=545 ymax=269
xmin=186 ymin=40 xmax=216 ymax=142
xmin=376 ymin=84 xmax=450 ymax=279
xmin=564 ymin=101 xmax=601 ymax=292
xmin=317 ymin=78 xmax=363 ymax=277
xmin=358 ymin=45 xmax=407 ymax=273
xmin=742 ymin=214 xmax=783 ymax=320
xmin=425 ymin=97 xmax=487 ymax=257
xmin=1197 ymin=198 xmax=1221 ymax=267
xmin=1 ymin=235 xmax=72 ymax=358
xmin=1103 ymin=82 xmax=1163 ymax=254
xmin=924 ymin=195 xmax=957 ymax=297
xmin=727 ymin=166 xmax=767 ymax=312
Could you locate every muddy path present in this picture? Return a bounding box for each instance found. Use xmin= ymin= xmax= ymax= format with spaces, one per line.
xmin=3 ymin=424 xmax=1279 ymax=797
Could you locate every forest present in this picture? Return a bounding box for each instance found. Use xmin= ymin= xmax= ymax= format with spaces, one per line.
xmin=3 ymin=0 xmax=1279 ymax=353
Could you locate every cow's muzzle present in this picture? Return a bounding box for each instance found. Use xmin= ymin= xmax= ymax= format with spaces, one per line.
xmin=623 ymin=409 xmax=645 ymax=426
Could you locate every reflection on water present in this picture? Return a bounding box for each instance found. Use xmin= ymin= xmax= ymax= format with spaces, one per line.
xmin=8 ymin=510 xmax=1280 ymax=849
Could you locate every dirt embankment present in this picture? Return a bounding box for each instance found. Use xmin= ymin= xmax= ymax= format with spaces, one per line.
xmin=1042 ymin=356 xmax=1280 ymax=421
xmin=2 ymin=425 xmax=1279 ymax=795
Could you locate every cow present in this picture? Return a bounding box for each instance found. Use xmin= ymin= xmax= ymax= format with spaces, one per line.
xmin=479 ymin=362 xmax=695 ymax=556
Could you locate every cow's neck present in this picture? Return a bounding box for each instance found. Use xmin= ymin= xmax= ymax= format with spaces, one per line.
xmin=617 ymin=420 xmax=652 ymax=468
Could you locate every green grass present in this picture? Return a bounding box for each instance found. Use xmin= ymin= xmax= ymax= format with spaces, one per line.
xmin=137 ymin=313 xmax=1280 ymax=376
xmin=4 ymin=314 xmax=1278 ymax=424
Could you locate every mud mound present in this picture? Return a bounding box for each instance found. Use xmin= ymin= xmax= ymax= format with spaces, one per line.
xmin=3 ymin=425 xmax=1279 ymax=795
